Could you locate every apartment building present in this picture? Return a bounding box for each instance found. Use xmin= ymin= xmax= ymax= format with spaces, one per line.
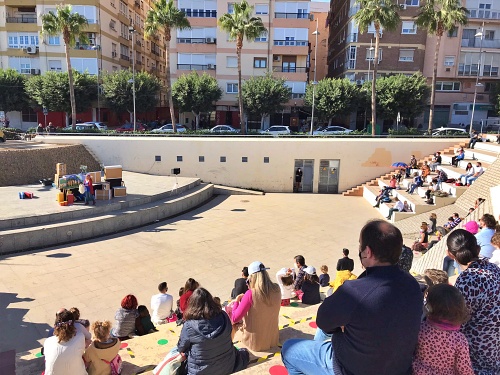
xmin=170 ymin=0 xmax=312 ymax=129
xmin=310 ymin=1 xmax=329 ymax=82
xmin=0 ymin=0 xmax=166 ymax=128
xmin=423 ymin=0 xmax=500 ymax=127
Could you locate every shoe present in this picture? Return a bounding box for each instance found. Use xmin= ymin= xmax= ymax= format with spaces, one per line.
xmin=386 ymin=216 xmax=391 ymax=220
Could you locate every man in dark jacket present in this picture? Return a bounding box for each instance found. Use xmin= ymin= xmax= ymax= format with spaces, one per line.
xmin=282 ymin=220 xmax=422 ymax=375
xmin=336 ymin=248 xmax=354 ymax=271
xmin=231 ymin=267 xmax=249 ymax=299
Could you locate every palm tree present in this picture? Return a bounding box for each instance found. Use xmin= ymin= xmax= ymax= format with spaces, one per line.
xmin=218 ymin=0 xmax=266 ymax=134
xmin=415 ymin=0 xmax=468 ymax=133
xmin=145 ymin=0 xmax=190 ymax=133
xmin=41 ymin=5 xmax=89 ymax=129
xmin=354 ymin=0 xmax=400 ymax=136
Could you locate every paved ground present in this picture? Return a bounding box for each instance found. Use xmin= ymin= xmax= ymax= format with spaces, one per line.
xmin=0 ymin=192 xmax=379 ymax=355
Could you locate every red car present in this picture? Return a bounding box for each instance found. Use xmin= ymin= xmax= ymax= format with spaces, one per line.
xmin=115 ymin=123 xmax=146 ymax=132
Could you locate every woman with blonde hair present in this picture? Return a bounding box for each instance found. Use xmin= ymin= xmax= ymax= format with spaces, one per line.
xmin=43 ymin=309 xmax=87 ymax=375
xmin=84 ymin=320 xmax=121 ymax=375
xmin=231 ymin=261 xmax=281 ymax=351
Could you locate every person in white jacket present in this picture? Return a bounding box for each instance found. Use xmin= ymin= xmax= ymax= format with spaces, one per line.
xmin=488 ymin=232 xmax=500 ymax=266
xmin=276 ymin=268 xmax=295 ymax=306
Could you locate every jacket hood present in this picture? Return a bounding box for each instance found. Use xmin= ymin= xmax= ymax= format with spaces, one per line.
xmin=191 ymin=312 xmax=228 ymax=339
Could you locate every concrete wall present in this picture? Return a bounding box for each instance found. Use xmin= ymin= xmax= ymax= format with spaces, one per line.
xmin=36 ymin=136 xmax=462 ymax=193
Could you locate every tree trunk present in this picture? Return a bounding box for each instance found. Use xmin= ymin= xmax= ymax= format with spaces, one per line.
xmin=328 ymin=118 xmax=332 ymax=126
xmin=428 ymin=31 xmax=442 ymax=133
xmin=261 ymin=115 xmax=265 ymax=129
xmin=64 ymin=35 xmax=77 ymax=130
xmin=371 ymin=27 xmax=380 ymax=137
xmin=194 ymin=112 xmax=200 ymax=130
xmin=237 ymin=35 xmax=245 ymax=135
xmin=165 ymin=28 xmax=176 ymax=132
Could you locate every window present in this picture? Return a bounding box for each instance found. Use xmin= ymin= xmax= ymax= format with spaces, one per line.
xmin=435 ymin=81 xmax=460 ymax=91
xmin=119 ymin=1 xmax=128 ymax=16
xmin=228 ymin=3 xmax=234 ymax=13
xmin=199 ymin=156 xmax=205 ymax=162
xmin=254 ymin=57 xmax=267 ymax=68
xmin=110 ymin=20 xmax=116 ymax=30
xmin=453 ymin=104 xmax=468 ymax=116
xmin=22 ymin=108 xmax=37 ymax=122
xmin=348 ymin=45 xmax=357 ymax=69
xmin=255 ymin=4 xmax=268 ymax=14
xmin=226 ymin=83 xmax=238 ymax=93
xmin=242 ymin=157 xmax=248 ymax=163
xmin=48 ymin=36 xmax=60 ymax=45
xmin=405 ymin=0 xmax=419 ymax=5
xmin=255 ymin=32 xmax=268 ymax=42
xmin=7 ymin=33 xmax=39 ymax=48
xmin=20 ymin=62 xmax=31 ymax=74
xmin=177 ymin=156 xmax=183 ymax=162
xmin=485 ymin=30 xmax=495 ymax=40
xmin=263 ymin=157 xmax=270 ymax=163
xmin=444 ymin=56 xmax=455 ymax=66
xmin=220 ymin=156 xmax=226 ymax=162
xmin=366 ymin=47 xmax=382 ymax=62
xmin=448 ymin=28 xmax=458 ymax=37
xmin=402 ymin=21 xmax=417 ymax=34
xmin=48 ymin=60 xmax=62 ymax=71
xmin=226 ymin=56 xmax=237 ymax=67
xmin=399 ymin=49 xmax=414 ymax=61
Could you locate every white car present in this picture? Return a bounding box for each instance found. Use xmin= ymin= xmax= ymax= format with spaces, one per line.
xmin=210 ymin=125 xmax=239 ymax=133
xmin=151 ymin=124 xmax=186 ymax=133
xmin=431 ymin=128 xmax=468 ymax=137
xmin=259 ymin=126 xmax=291 ymax=135
xmin=81 ymin=121 xmax=107 ymax=131
xmin=313 ymin=126 xmax=353 ymax=135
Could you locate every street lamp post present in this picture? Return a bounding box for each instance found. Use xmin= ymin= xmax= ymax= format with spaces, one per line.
xmin=310 ymin=19 xmax=319 ymax=136
xmin=470 ymin=22 xmax=485 ymax=135
xmin=92 ymin=45 xmax=101 ymax=122
xmin=129 ymin=26 xmax=137 ymax=132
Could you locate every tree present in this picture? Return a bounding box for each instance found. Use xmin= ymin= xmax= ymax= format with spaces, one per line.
xmin=354 ymin=0 xmax=400 ymax=136
xmin=41 ymin=4 xmax=89 ymax=128
xmin=240 ymin=73 xmax=291 ymax=129
xmin=101 ymin=70 xmax=161 ymax=116
xmin=218 ymin=0 xmax=266 ymax=134
xmin=145 ymin=0 xmax=190 ymax=132
xmin=415 ymin=0 xmax=468 ymax=132
xmin=0 ymin=69 xmax=29 ymax=112
xmin=172 ymin=72 xmax=222 ymax=130
xmin=376 ymin=74 xmax=430 ymax=123
xmin=304 ymin=78 xmax=360 ymax=126
xmin=25 ymin=71 xmax=97 ymax=114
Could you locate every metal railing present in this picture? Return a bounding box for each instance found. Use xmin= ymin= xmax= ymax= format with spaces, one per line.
xmin=458 ymin=63 xmax=499 ymax=77
xmin=177 ymin=64 xmax=216 ymax=70
xmin=74 ymin=44 xmax=97 ymax=50
xmin=273 ymin=40 xmax=308 ymax=46
xmin=120 ymin=54 xmax=130 ymax=61
xmin=6 ymin=15 xmax=36 ymax=23
xmin=180 ymin=9 xmax=217 ymax=18
xmin=468 ymin=8 xmax=500 ymax=20
xmin=176 ymin=37 xmax=215 ymax=44
xmin=461 ymin=37 xmax=500 ymax=48
xmin=274 ymin=12 xmax=310 ymax=19
xmin=273 ymin=66 xmax=308 ymax=73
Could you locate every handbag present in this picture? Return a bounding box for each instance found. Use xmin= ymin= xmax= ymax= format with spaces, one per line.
xmin=79 ymin=183 xmax=85 ymax=194
xmin=153 ymin=349 xmax=186 ymax=375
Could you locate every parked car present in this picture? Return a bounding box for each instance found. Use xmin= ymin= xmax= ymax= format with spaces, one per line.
xmin=0 ymin=128 xmax=5 ymax=142
xmin=259 ymin=125 xmax=291 ymax=135
xmin=210 ymin=125 xmax=239 ymax=133
xmin=431 ymin=128 xmax=468 ymax=137
xmin=115 ymin=123 xmax=146 ymax=132
xmin=81 ymin=121 xmax=108 ymax=130
xmin=151 ymin=124 xmax=186 ymax=133
xmin=313 ymin=126 xmax=353 ymax=135
xmin=64 ymin=123 xmax=99 ymax=132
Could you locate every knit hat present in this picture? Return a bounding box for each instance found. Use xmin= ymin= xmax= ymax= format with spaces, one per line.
xmin=464 ymin=221 xmax=479 ymax=234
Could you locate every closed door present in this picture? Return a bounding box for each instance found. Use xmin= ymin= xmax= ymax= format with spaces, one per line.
xmin=318 ymin=159 xmax=340 ymax=194
xmin=294 ymin=160 xmax=314 ymax=192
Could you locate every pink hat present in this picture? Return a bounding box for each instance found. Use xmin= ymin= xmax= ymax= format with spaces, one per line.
xmin=465 ymin=221 xmax=479 ymax=234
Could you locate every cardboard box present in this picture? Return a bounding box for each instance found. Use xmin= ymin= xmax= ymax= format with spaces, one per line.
xmin=113 ymin=187 xmax=127 ymax=197
xmin=54 ymin=174 xmax=60 ymax=188
xmin=95 ymin=190 xmax=112 ymax=200
xmin=104 ymin=165 xmax=122 ymax=179
xmin=101 ymin=182 xmax=111 ymax=191
xmin=87 ymin=171 xmax=101 ymax=183
xmin=56 ymin=163 xmax=67 ymax=175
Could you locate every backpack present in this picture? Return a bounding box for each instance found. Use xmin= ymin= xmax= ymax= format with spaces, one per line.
xmin=415 ymin=176 xmax=423 ymax=186
xmin=381 ymin=196 xmax=392 ymax=203
xmin=102 ymin=354 xmax=122 ymax=375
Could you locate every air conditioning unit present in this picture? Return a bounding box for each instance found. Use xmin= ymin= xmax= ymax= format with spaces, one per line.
xmin=26 ymin=45 xmax=37 ymax=54
xmin=207 ymin=64 xmax=216 ymax=70
xmin=205 ymin=37 xmax=216 ymax=44
xmin=109 ymin=22 xmax=116 ymax=30
xmin=356 ymin=79 xmax=364 ymax=85
xmin=273 ymin=55 xmax=281 ymax=62
xmin=445 ymin=67 xmax=451 ymax=72
xmin=30 ymin=68 xmax=41 ymax=75
xmin=400 ymin=3 xmax=407 ymax=10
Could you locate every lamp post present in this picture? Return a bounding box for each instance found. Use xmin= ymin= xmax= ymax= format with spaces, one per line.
xmin=310 ymin=19 xmax=319 ymax=136
xmin=129 ymin=26 xmax=137 ymax=132
xmin=92 ymin=45 xmax=101 ymax=121
xmin=470 ymin=22 xmax=485 ymax=135
xmin=367 ymin=39 xmax=374 ymax=82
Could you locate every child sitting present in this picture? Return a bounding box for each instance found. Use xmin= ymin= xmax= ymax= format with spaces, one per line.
xmin=412 ymin=284 xmax=473 ymax=375
xmin=136 ymin=305 xmax=158 ymax=336
xmin=276 ymin=268 xmax=295 ymax=306
xmin=301 ymin=267 xmax=321 ymax=305
xmin=70 ymin=307 xmax=91 ymax=347
xmin=319 ymin=265 xmax=330 ymax=287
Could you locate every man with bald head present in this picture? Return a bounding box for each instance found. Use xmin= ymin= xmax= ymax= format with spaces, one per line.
xmin=282 ymin=220 xmax=422 ymax=375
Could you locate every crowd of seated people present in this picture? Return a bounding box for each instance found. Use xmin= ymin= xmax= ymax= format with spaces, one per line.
xmin=41 ymin=215 xmax=500 ymax=375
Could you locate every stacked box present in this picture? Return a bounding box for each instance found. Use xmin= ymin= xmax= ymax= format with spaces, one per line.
xmin=101 ymin=182 xmax=111 ymax=191
xmin=56 ymin=163 xmax=67 ymax=175
xmin=113 ymin=187 xmax=127 ymax=197
xmin=104 ymin=165 xmax=122 ymax=180
xmin=95 ymin=190 xmax=112 ymax=200
xmin=87 ymin=171 xmax=101 ymax=183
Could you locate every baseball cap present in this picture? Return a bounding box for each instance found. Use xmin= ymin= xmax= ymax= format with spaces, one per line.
xmin=248 ymin=261 xmax=269 ymax=275
xmin=304 ymin=266 xmax=317 ymax=275
xmin=464 ymin=221 xmax=479 ymax=234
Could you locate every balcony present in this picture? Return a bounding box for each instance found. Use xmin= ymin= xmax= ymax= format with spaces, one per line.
xmin=6 ymin=15 xmax=36 ymax=23
xmin=461 ymin=38 xmax=500 ymax=49
xmin=177 ymin=64 xmax=216 ymax=70
xmin=273 ymin=66 xmax=308 ymax=73
xmin=180 ymin=9 xmax=217 ymax=18
xmin=273 ymin=40 xmax=308 ymax=46
xmin=274 ymin=12 xmax=310 ymax=19
xmin=177 ymin=37 xmax=216 ymax=44
xmin=458 ymin=63 xmax=499 ymax=76
xmin=120 ymin=54 xmax=130 ymax=61
xmin=468 ymin=8 xmax=500 ymax=20
xmin=74 ymin=44 xmax=98 ymax=50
